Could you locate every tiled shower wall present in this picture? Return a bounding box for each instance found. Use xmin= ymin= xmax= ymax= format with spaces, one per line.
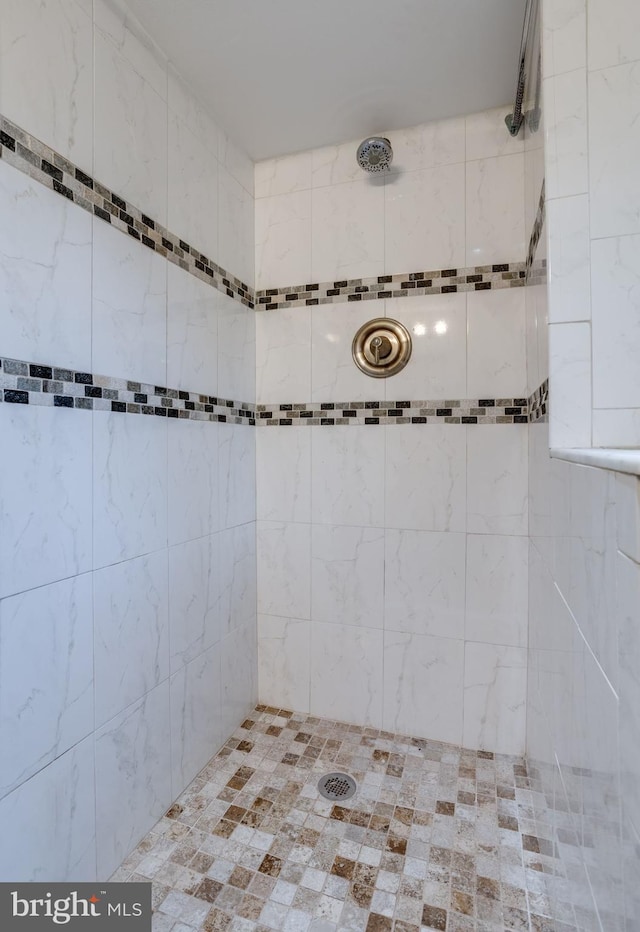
xmin=526 ymin=0 xmax=640 ymax=927
xmin=255 ymin=109 xmax=531 ymax=756
xmin=0 ymin=0 xmax=257 ymax=882
xmin=543 ymin=0 xmax=640 ymax=447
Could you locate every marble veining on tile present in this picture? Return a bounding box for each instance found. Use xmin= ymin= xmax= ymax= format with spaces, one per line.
xmin=115 ymin=707 xmax=577 ymax=932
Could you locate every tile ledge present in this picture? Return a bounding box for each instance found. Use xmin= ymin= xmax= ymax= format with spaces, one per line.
xmin=550 ymin=447 xmax=640 ymax=476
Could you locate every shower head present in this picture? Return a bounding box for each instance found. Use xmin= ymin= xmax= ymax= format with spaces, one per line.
xmin=356 ymin=137 xmax=393 ymax=173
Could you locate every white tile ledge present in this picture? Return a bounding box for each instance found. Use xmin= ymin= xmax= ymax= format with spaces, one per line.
xmin=551 ymin=447 xmax=640 ymax=476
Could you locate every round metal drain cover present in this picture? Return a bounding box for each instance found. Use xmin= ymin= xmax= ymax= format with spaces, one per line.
xmin=318 ymin=772 xmax=357 ymax=801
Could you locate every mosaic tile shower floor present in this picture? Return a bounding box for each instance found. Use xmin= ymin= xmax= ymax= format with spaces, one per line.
xmin=115 ymin=707 xmax=575 ymax=932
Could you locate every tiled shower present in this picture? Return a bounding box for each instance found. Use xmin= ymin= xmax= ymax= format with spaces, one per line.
xmin=1 ymin=0 xmax=639 ymax=930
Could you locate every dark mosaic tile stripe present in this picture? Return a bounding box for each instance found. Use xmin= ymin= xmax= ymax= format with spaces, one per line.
xmin=0 ymin=111 xmax=531 ymax=318
xmin=525 ymin=179 xmax=547 ymax=284
xmin=0 ymin=114 xmax=255 ymax=311
xmin=528 ymin=378 xmax=549 ymax=424
xmin=256 ymin=263 xmax=527 ymax=311
xmin=0 ymin=355 xmax=255 ymax=426
xmin=256 ymin=398 xmax=531 ymax=426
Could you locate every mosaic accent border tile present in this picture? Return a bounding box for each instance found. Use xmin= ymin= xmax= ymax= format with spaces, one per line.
xmin=1 ymin=353 xmax=551 ymax=430
xmin=528 ymin=379 xmax=549 ymax=424
xmin=526 ymin=181 xmax=546 ymax=278
xmin=255 ymin=263 xmax=527 ymax=311
xmin=0 ymin=112 xmax=532 ymax=320
xmin=0 ymin=115 xmax=255 ymax=310
xmin=256 ymin=398 xmax=530 ymax=426
xmin=0 ymin=356 xmax=256 ymax=425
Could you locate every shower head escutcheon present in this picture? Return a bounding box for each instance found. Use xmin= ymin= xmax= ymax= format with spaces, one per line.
xmin=356 ymin=137 xmax=393 ymax=172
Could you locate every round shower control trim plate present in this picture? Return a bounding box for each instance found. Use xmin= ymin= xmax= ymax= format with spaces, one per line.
xmin=317 ymin=772 xmax=357 ymax=801
xmin=352 ymin=317 xmax=412 ymax=378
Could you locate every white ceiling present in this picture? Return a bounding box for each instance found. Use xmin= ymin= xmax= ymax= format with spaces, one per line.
xmin=123 ymin=0 xmax=527 ymax=162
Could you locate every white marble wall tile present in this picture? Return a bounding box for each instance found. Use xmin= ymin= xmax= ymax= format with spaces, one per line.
xmin=384 ymin=295 xmax=467 ymax=400
xmin=94 ymin=551 xmax=170 ymax=728
xmin=220 ymin=622 xmax=258 ymax=742
xmin=218 ymin=129 xmax=254 ymax=197
xmin=525 ymin=285 xmax=541 ymax=399
xmin=311 ymin=427 xmax=385 ymax=528
xmin=565 ymin=534 xmax=618 ymax=689
xmin=168 ymin=111 xmax=218 ymax=263
xmin=92 ymin=219 xmax=167 ymax=386
xmin=94 ymin=0 xmax=166 ymax=98
xmin=0 ymin=0 xmax=93 ymax=171
xmin=384 ymin=164 xmax=466 ymax=274
xmin=465 ymin=153 xmax=525 ymax=265
xmin=592 ymin=409 xmax=640 ymax=448
xmin=616 ymin=474 xmax=640 ymax=563
xmin=467 ymin=426 xmax=528 ymax=535
xmin=170 ymin=645 xmax=223 ymax=797
xmin=0 ymin=162 xmax=92 ymax=371
xmin=617 ymin=551 xmax=640 ymax=834
xmin=548 ymin=321 xmax=592 ymax=448
xmin=218 ymin=424 xmax=256 ymax=530
xmin=466 ymin=289 xmax=527 ymax=398
xmin=591 ymin=234 xmax=640 ymax=409
xmin=589 ymin=62 xmax=640 ymax=240
xmin=93 ymin=411 xmax=168 ymax=569
xmin=257 ymin=521 xmax=311 ymax=619
xmin=95 ymin=682 xmax=172 ymax=879
xmin=463 ymin=642 xmax=527 ymax=755
xmin=311 ymin=525 xmax=384 ymax=629
xmin=217 ymin=295 xmax=255 ymax=403
xmin=94 ymin=28 xmax=168 ymax=224
xmin=310 ymin=623 xmax=383 ymax=728
xmin=542 ymin=0 xmax=586 ymax=78
xmin=257 ymin=428 xmax=311 ymax=523
xmin=311 ymin=141 xmax=364 ymax=188
xmin=255 ymin=190 xmax=312 ymax=289
xmin=535 ymin=279 xmax=550 ymax=385
xmin=311 ymin=303 xmax=387 ymax=403
xmin=588 ymin=0 xmax=640 ymax=71
xmin=389 ymin=117 xmax=465 ymax=173
xmin=167 ymin=66 xmax=219 ymax=155
xmin=524 ymin=136 xmax=546 ymax=242
xmin=168 ymin=419 xmax=219 ymax=546
xmin=543 ymin=69 xmax=589 ymax=200
xmin=258 ymin=615 xmax=310 ymax=713
xmin=547 ymin=194 xmax=591 ymax=323
xmin=218 ymin=166 xmax=254 ymax=288
xmin=384 ymin=530 xmax=465 ymax=639
xmin=465 ymin=107 xmax=525 ymax=160
xmin=622 ymin=817 xmax=640 ymax=932
xmin=385 ymin=426 xmax=467 ymax=532
xmin=168 ymin=535 xmax=220 ymax=673
xmin=581 ymin=649 xmax=623 ymax=927
xmin=465 ymin=534 xmax=528 ymax=647
xmin=311 ymin=179 xmax=385 ymax=283
xmin=256 ymin=306 xmax=311 ymax=403
xmin=0 ymin=405 xmax=92 ymax=599
xmin=217 ymin=523 xmax=256 ymax=636
xmin=255 ymin=151 xmax=312 ymax=199
xmin=382 ymin=631 xmax=464 ymax=745
xmin=0 ymin=736 xmax=96 ymax=881
xmin=0 ymin=574 xmax=93 ymax=798
xmin=167 ymin=263 xmax=218 ymax=396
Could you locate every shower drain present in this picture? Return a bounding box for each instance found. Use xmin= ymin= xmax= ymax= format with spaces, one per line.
xmin=317 ymin=772 xmax=357 ymax=801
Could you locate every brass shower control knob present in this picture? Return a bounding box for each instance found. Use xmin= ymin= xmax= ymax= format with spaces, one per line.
xmin=352 ymin=318 xmax=412 ymax=378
